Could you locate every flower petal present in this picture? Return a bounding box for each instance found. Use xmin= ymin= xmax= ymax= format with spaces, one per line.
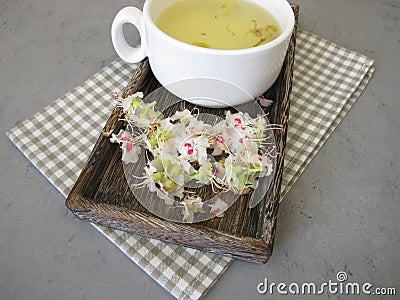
xmin=209 ymin=198 xmax=229 ymax=217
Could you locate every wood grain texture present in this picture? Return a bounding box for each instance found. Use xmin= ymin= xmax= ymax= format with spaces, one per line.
xmin=66 ymin=5 xmax=299 ymax=263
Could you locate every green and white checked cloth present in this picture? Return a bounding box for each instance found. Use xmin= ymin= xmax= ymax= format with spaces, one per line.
xmin=6 ymin=30 xmax=374 ymax=300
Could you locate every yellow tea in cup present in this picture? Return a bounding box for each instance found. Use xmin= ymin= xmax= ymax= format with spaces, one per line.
xmin=155 ymin=0 xmax=281 ymax=50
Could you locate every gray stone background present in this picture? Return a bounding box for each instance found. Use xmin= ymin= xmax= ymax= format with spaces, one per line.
xmin=1 ymin=0 xmax=399 ymax=299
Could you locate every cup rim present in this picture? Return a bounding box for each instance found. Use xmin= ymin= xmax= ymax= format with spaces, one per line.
xmin=144 ymin=0 xmax=295 ymax=55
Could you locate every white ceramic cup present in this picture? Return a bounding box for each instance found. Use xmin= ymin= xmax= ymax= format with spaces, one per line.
xmin=111 ymin=0 xmax=294 ymax=107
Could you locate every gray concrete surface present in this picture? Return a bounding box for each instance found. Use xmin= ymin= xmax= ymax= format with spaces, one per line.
xmin=1 ymin=0 xmax=399 ymax=299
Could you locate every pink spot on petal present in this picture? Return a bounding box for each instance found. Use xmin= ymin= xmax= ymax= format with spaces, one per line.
xmin=234 ymin=118 xmax=243 ymax=128
xmin=215 ymin=134 xmax=224 ymax=144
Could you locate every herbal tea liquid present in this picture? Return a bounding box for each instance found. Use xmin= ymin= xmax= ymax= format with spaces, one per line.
xmin=155 ymin=0 xmax=281 ymax=50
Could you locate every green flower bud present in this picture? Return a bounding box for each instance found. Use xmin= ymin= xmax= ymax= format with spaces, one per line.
xmin=164 ymin=179 xmax=174 ymax=189
xmin=149 ymin=137 xmax=158 ymax=148
xmin=152 ymin=172 xmax=163 ymax=182
xmin=162 ymin=160 xmax=171 ymax=169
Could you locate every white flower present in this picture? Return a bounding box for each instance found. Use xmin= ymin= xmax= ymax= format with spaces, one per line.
xmin=210 ymin=120 xmax=230 ymax=156
xmin=177 ymin=135 xmax=210 ymax=164
xmin=185 ymin=118 xmax=211 ymax=136
xmin=143 ymin=158 xmax=185 ymax=204
xmin=252 ymin=116 xmax=268 ymax=135
xmin=129 ymin=113 xmax=151 ymax=128
xmin=180 ymin=196 xmax=204 ymax=222
xmin=250 ymin=154 xmax=274 ymax=176
xmin=224 ymin=155 xmax=251 ymax=193
xmin=132 ymin=91 xmax=144 ymax=99
xmin=129 ymin=101 xmax=160 ymax=129
xmin=209 ymin=198 xmax=229 ymax=217
xmin=116 ymin=92 xmax=163 ymax=131
xmin=229 ymin=132 xmax=259 ymax=156
xmin=110 ymin=129 xmax=141 ymax=164
xmin=170 ymin=109 xmax=193 ymax=125
xmin=195 ymin=158 xmax=213 ymax=184
xmin=151 ymin=119 xmax=183 ymax=158
xmin=225 ymin=111 xmax=262 ymax=156
xmin=111 ymin=93 xmax=276 ymax=213
xmin=258 ymin=95 xmax=273 ymax=108
xmin=225 ymin=111 xmax=252 ymax=132
xmin=214 ymin=161 xmax=226 ymax=181
xmin=163 ymin=158 xmax=195 ymax=187
xmin=224 ymin=156 xmax=238 ymax=187
xmin=159 ymin=118 xmax=185 ymax=140
xmin=121 ymin=144 xmax=141 ymax=164
xmin=119 ymin=92 xmax=144 ymax=113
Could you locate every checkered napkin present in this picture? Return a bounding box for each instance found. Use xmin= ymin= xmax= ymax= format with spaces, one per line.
xmin=6 ymin=30 xmax=374 ymax=300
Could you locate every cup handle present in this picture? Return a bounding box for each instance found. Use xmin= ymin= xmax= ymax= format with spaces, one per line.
xmin=111 ymin=7 xmax=147 ymax=63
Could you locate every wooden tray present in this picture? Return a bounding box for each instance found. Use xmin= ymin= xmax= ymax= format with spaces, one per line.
xmin=66 ymin=5 xmax=298 ymax=263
